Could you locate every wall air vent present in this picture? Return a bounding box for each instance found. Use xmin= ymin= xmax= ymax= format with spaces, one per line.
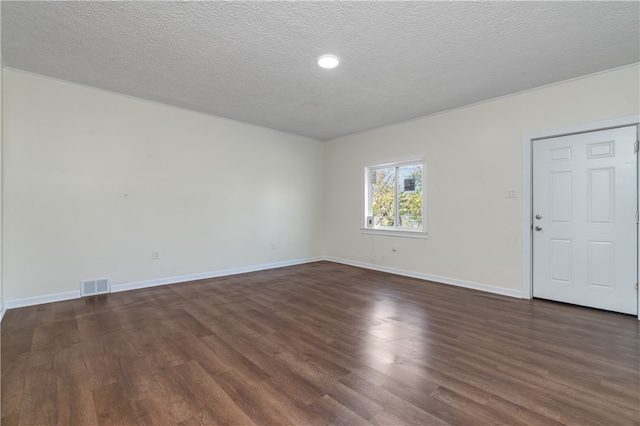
xmin=81 ymin=278 xmax=110 ymax=297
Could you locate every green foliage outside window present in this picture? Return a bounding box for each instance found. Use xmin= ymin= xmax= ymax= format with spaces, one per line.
xmin=371 ymin=165 xmax=422 ymax=228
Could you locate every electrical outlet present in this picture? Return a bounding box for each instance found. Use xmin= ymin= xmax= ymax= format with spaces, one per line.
xmin=153 ymin=250 xmax=160 ymax=260
xmin=506 ymin=189 xmax=517 ymax=198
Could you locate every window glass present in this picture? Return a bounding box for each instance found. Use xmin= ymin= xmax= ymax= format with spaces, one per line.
xmin=398 ymin=164 xmax=422 ymax=228
xmin=367 ymin=161 xmax=424 ymax=232
xmin=371 ymin=167 xmax=396 ymax=227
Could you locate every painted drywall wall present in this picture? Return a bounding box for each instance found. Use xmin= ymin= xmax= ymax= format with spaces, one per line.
xmin=1 ymin=8 xmax=4 ymax=317
xmin=323 ymin=65 xmax=640 ymax=293
xmin=2 ymin=69 xmax=324 ymax=301
xmin=0 ymin=57 xmax=3 ymax=317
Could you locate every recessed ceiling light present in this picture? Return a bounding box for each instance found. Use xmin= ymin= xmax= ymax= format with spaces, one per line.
xmin=318 ymin=54 xmax=340 ymax=69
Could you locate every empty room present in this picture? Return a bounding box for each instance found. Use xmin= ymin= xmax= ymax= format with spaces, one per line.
xmin=1 ymin=1 xmax=639 ymax=425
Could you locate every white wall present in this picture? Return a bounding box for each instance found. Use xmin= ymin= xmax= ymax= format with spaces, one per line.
xmin=0 ymin=64 xmax=4 ymax=318
xmin=0 ymin=29 xmax=4 ymax=318
xmin=3 ymin=64 xmax=638 ymax=306
xmin=2 ymin=69 xmax=324 ymax=302
xmin=323 ymin=65 xmax=640 ymax=294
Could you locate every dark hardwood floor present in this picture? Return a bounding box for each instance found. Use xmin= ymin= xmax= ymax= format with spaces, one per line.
xmin=2 ymin=261 xmax=639 ymax=425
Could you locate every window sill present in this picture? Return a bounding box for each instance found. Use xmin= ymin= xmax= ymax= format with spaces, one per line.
xmin=360 ymin=228 xmax=429 ymax=239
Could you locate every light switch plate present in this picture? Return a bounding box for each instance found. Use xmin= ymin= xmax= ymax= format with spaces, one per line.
xmin=366 ymin=216 xmax=374 ymax=228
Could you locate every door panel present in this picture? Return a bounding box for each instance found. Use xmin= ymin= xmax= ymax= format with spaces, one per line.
xmin=532 ymin=126 xmax=638 ymax=315
xmin=551 ymin=171 xmax=571 ymax=222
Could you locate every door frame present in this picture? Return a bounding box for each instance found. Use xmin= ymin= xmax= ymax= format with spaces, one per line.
xmin=521 ymin=115 xmax=640 ymax=319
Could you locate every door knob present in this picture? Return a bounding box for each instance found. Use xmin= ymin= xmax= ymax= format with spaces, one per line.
xmin=535 ymin=214 xmax=542 ymax=219
xmin=535 ymin=225 xmax=543 ymax=231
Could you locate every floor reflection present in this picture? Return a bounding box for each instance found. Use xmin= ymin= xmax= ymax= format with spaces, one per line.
xmin=362 ymin=291 xmax=430 ymax=380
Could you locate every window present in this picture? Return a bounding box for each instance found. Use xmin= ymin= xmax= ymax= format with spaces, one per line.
xmin=364 ymin=160 xmax=426 ymax=237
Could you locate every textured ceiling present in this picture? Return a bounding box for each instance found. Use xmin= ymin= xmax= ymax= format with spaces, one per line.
xmin=2 ymin=1 xmax=639 ymax=141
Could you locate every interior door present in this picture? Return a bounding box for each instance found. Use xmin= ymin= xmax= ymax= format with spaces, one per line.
xmin=532 ymin=125 xmax=638 ymax=315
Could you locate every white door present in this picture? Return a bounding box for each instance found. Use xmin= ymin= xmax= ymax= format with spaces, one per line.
xmin=533 ymin=126 xmax=638 ymax=315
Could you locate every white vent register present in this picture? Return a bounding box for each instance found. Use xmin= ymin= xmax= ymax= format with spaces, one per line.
xmin=81 ymin=278 xmax=110 ymax=297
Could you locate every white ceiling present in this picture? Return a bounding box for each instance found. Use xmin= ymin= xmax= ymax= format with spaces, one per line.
xmin=2 ymin=1 xmax=639 ymax=141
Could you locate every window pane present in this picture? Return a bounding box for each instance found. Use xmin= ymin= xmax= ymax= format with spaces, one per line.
xmin=398 ymin=164 xmax=422 ymax=228
xmin=371 ymin=167 xmax=395 ymax=227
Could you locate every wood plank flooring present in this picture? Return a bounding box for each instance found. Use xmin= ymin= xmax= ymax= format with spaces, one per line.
xmin=2 ymin=261 xmax=639 ymax=425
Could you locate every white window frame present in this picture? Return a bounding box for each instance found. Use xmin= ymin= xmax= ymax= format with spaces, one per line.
xmin=361 ymin=159 xmax=428 ymax=239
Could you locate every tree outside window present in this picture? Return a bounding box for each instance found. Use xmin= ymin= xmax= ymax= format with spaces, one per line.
xmin=368 ymin=162 xmax=423 ymax=230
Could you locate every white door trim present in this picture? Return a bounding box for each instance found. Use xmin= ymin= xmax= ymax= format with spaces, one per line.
xmin=521 ymin=115 xmax=640 ymax=319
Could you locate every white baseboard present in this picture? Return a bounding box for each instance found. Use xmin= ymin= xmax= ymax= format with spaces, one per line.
xmin=1 ymin=257 xmax=323 ymax=314
xmin=110 ymin=256 xmax=323 ymax=293
xmin=0 ymin=255 xmax=520 ymax=318
xmin=4 ymin=290 xmax=82 ymax=311
xmin=324 ymin=256 xmax=522 ymax=299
